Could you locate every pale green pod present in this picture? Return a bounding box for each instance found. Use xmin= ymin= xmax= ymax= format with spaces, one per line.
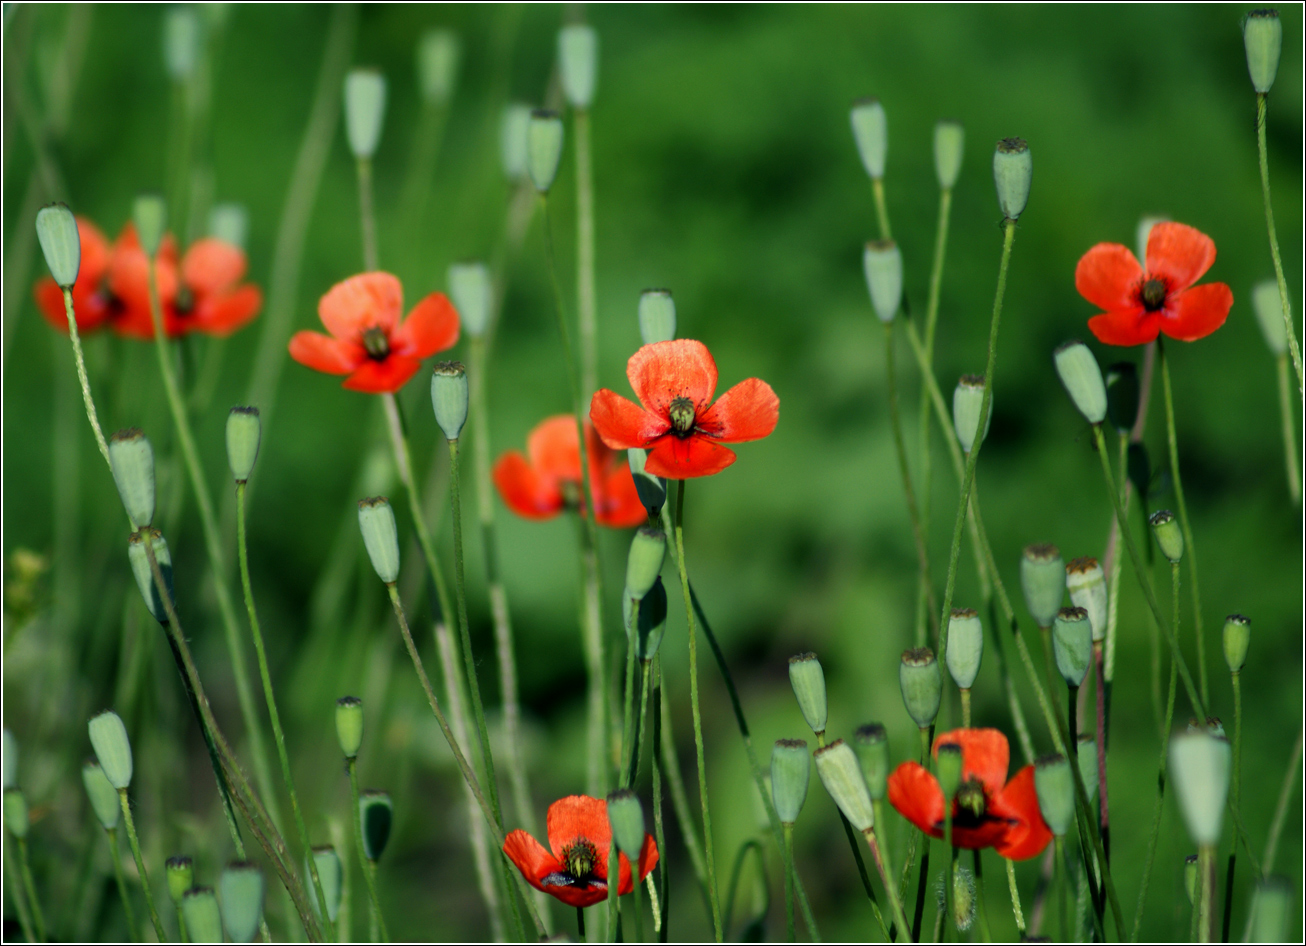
xmin=336 ymin=696 xmax=363 ymax=759
xmin=360 ymin=791 xmax=393 ymax=861
xmin=219 ymin=862 xmax=265 ymax=943
xmin=526 ymin=110 xmax=565 ymax=193
xmin=1148 ymin=510 xmax=1183 ymax=564
xmin=109 ymin=428 xmax=156 ymax=528
xmin=1020 ymin=543 xmax=1064 ymax=628
xmin=500 ymin=103 xmax=533 ymax=181
xmin=1066 ymin=557 xmax=1107 ymax=643
xmin=1249 ymin=876 xmax=1292 ymax=942
xmin=358 ymin=498 xmax=400 ymax=584
xmin=88 ymin=710 xmax=133 ymax=790
xmin=1052 ymin=607 xmax=1091 ymax=687
xmin=770 ymin=739 xmax=810 ymax=824
xmin=344 ymin=69 xmax=387 ymax=160
xmin=937 ymin=744 xmax=963 ymax=799
xmin=952 ymin=375 xmax=990 ymax=454
xmin=417 ymin=29 xmax=460 ymax=105
xmin=166 ymin=856 xmax=194 ymax=904
xmin=625 ymin=527 xmax=666 ymax=599
xmin=899 ymin=647 xmax=941 ymax=729
xmin=606 ymin=789 xmax=646 ymax=858
xmin=226 ymin=407 xmax=261 ymax=483
xmin=182 ymin=887 xmax=223 ymax=944
xmin=308 ymin=846 xmax=343 ymax=922
xmin=945 ymin=608 xmax=983 ymax=690
xmin=1223 ymin=614 xmax=1250 ymax=674
xmin=1033 ymin=753 xmax=1073 ymax=837
xmin=448 ymin=261 xmax=491 ymax=338
xmin=1184 ymin=853 xmax=1199 ymax=905
xmin=1244 ymin=9 xmax=1283 ymax=94
xmin=934 ymin=120 xmax=964 ymax=190
xmin=850 ymin=98 xmax=887 ymax=180
xmin=627 ymin=447 xmax=666 ymax=515
xmin=863 ymin=240 xmax=903 ymax=323
xmin=35 ymin=202 xmax=80 ymax=288
xmin=2 ymin=729 xmax=16 ymax=791
xmin=208 ymin=202 xmax=249 ymax=250
xmin=1252 ymin=279 xmax=1289 ymax=356
xmin=1077 ymin=736 xmax=1099 ymax=808
xmin=163 ymin=6 xmax=201 ymax=80
xmin=638 ymin=289 xmax=677 ymax=345
xmin=132 ymin=194 xmax=168 ymax=257
xmin=993 ymin=138 xmax=1031 ymax=221
xmin=851 ymin=724 xmax=889 ymax=801
xmin=622 ymin=578 xmax=668 ymax=662
xmin=128 ymin=528 xmax=174 ymax=624
xmin=4 ymin=789 xmax=29 ymax=838
xmin=1054 ymin=340 xmax=1107 ymax=425
xmin=82 ymin=761 xmax=121 ymax=830
xmin=788 ymin=653 xmax=828 ymax=735
xmin=558 ymin=24 xmax=598 ymax=109
xmin=431 ymin=361 xmax=469 ymax=440
xmin=814 ymin=740 xmax=875 ymax=833
xmin=1169 ymin=730 xmax=1231 ymax=847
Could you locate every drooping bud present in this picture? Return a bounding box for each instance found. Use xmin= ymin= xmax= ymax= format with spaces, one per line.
xmin=109 ymin=428 xmax=156 ymax=528
xmin=952 ymin=375 xmax=990 ymax=454
xmin=358 ymin=498 xmax=400 ymax=584
xmin=163 ymin=6 xmax=201 ymax=80
xmin=945 ymin=608 xmax=984 ymax=690
xmin=308 ymin=846 xmax=343 ymax=922
xmin=605 ymin=789 xmax=646 ymax=858
xmin=219 ymin=862 xmax=265 ymax=943
xmin=1136 ymin=215 xmax=1169 ymax=263
xmin=89 ymin=711 xmax=133 ymax=790
xmin=182 ymin=888 xmax=223 ymax=944
xmin=1033 ymin=753 xmax=1074 ymax=836
xmin=851 ymin=724 xmax=890 ymax=801
xmin=1249 ymin=876 xmax=1292 ymax=942
xmin=934 ymin=120 xmax=964 ymax=190
xmin=622 ymin=578 xmax=668 ymax=662
xmin=417 ymin=30 xmax=459 ymax=105
xmin=132 ymin=193 xmax=168 ymax=258
xmin=1184 ymin=853 xmax=1199 ymax=905
xmin=1104 ymin=362 xmax=1139 ymax=434
xmin=82 ymin=761 xmax=121 ymax=830
xmin=1066 ymin=557 xmax=1107 ymax=644
xmin=167 ymin=856 xmax=194 ymax=903
xmin=1223 ymin=614 xmax=1250 ymax=673
xmin=850 ymin=98 xmax=887 ymax=180
xmin=208 ymin=203 xmax=248 ymax=250
xmin=951 ymin=866 xmax=977 ymax=932
xmin=336 ymin=696 xmax=364 ymax=759
xmin=638 ymin=289 xmax=677 ymax=345
xmin=558 ymin=24 xmax=598 ymax=109
xmin=1054 ymin=340 xmax=1107 ymax=425
xmin=2 ymin=730 xmax=15 ymax=790
xmin=226 ymin=407 xmax=261 ymax=483
xmin=1243 ymin=9 xmax=1283 ymax=94
xmin=1020 ymin=544 xmax=1064 ymax=628
xmin=937 ymin=744 xmax=963 ymax=799
xmin=899 ymin=648 xmax=942 ymax=729
xmin=128 ymin=528 xmax=174 ymax=624
xmin=1148 ymin=510 xmax=1183 ymax=564
xmin=447 ymin=262 xmax=491 ymax=339
xmin=344 ymin=69 xmax=387 ymax=160
xmin=814 ymin=740 xmax=875 ymax=832
xmin=35 ymin=203 xmax=80 ymax=289
xmin=1077 ymin=736 xmax=1099 ymax=808
xmin=359 ymin=791 xmax=393 ymax=861
xmin=526 ymin=110 xmax=564 ymax=193
xmin=1169 ymin=729 xmax=1231 ymax=846
xmin=4 ymin=789 xmax=29 ymax=838
xmin=770 ymin=739 xmax=810 ymax=824
xmin=627 ymin=448 xmax=666 ymax=516
xmin=787 ymin=653 xmax=828 ymax=736
xmin=863 ymin=241 xmax=903 ymax=323
xmin=500 ymin=103 xmax=532 ymax=181
xmin=1052 ymin=607 xmax=1092 ymax=688
xmin=625 ymin=527 xmax=666 ymax=599
xmin=993 ymin=138 xmax=1031 ymax=221
xmin=1252 ymin=280 xmax=1290 ymax=356
xmin=430 ymin=361 xmax=469 ymax=440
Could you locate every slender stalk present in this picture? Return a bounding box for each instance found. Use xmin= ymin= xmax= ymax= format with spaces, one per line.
xmin=621 ymin=597 xmax=641 ymax=788
xmin=960 ymin=688 xmax=971 ymax=728
xmin=578 ymin=906 xmax=586 ymax=939
xmin=781 ymin=824 xmax=797 ymax=942
xmin=355 ymin=157 xmax=379 ymax=272
xmin=15 ymin=836 xmax=46 ymax=943
xmin=1255 ymin=92 xmax=1304 ymax=392
xmin=575 ymin=108 xmax=598 ymax=403
xmin=866 ymin=828 xmax=912 ymax=942
xmin=117 ymin=791 xmax=165 ymax=940
xmin=911 ymin=835 xmax=929 ymax=941
xmin=4 ymin=835 xmax=37 ymax=944
xmin=1275 ymin=354 xmax=1301 ymax=502
xmin=606 ymin=837 xmax=620 ymax=944
xmin=972 ymin=849 xmax=992 ymax=942
xmin=632 ymin=844 xmax=646 ymax=945
xmin=105 ymin=829 xmax=142 ymax=942
xmin=1093 ymin=643 xmax=1110 ymax=862
xmin=651 ymin=661 xmax=669 ymax=942
xmin=1262 ymin=723 xmax=1303 ymax=875
xmin=631 ymin=662 xmax=653 ymax=788
xmin=1197 ymin=844 xmax=1216 ymax=943
xmin=944 ymin=808 xmax=955 ymax=937
xmin=59 ymin=289 xmax=111 ymax=467
xmin=1004 ymin=857 xmax=1025 ymax=936
xmin=871 ymin=177 xmax=892 ymax=242
xmin=399 ymin=97 xmax=451 ymax=234
xmin=1054 ymin=837 xmax=1070 ymax=943
xmin=1223 ymin=669 xmax=1242 ymax=941
xmin=657 ymin=667 xmax=712 ymax=918
xmin=347 ymin=760 xmax=388 ymax=943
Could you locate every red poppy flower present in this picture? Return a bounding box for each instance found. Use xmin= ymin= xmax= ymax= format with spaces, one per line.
xmin=589 ymin=339 xmax=779 ymax=479
xmin=35 ymin=217 xmax=117 ymax=334
xmin=1076 ymin=221 xmax=1233 ymax=346
xmin=503 ymin=795 xmax=659 ymax=909
xmin=493 ymin=415 xmax=647 ymax=528
xmin=288 ymin=272 xmax=459 ymax=394
xmin=887 ymin=728 xmax=1051 ymax=861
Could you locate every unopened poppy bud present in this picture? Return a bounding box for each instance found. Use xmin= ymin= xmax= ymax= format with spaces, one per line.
xmin=627 ymin=448 xmax=666 ymax=516
xmin=934 ymin=120 xmax=964 ymax=190
xmin=1054 ymin=340 xmax=1107 ymax=425
xmin=89 ymin=710 xmax=132 ymax=790
xmin=1244 ymin=9 xmax=1282 ymax=94
xmin=605 ymin=789 xmax=646 ymax=858
xmin=163 ymin=7 xmax=201 ymax=80
xmin=863 ymin=241 xmax=903 ymax=323
xmin=770 ymin=739 xmax=810 ymax=824
xmin=219 ymin=862 xmax=265 ymax=943
xmin=951 ymin=866 xmax=977 ymax=932
xmin=208 ymin=202 xmax=248 ymax=250
xmin=993 ymin=138 xmax=1031 ymax=221
xmin=815 ymin=740 xmax=875 ymax=832
xmin=1252 ymin=279 xmax=1289 ymax=356
xmin=1066 ymin=557 xmax=1107 ymax=643
xmin=1077 ymin=736 xmax=1099 ymax=807
xmin=1169 ymin=729 xmax=1231 ymax=846
xmin=558 ymin=24 xmax=598 ymax=109
xmin=1020 ymin=544 xmax=1065 ymax=628
xmin=1033 ymin=753 xmax=1074 ymax=837
xmin=308 ymin=846 xmax=343 ymax=922
xmin=35 ymin=203 xmax=80 ymax=288
xmin=358 ymin=498 xmax=400 ymax=584
xmin=82 ymin=761 xmax=121 ymax=830
xmin=226 ymin=407 xmax=261 ymax=483
xmin=527 ymin=110 xmax=564 ymax=193
xmin=431 ymin=361 xmax=469 ymax=440
xmin=1183 ymin=853 xmax=1199 ymax=904
xmin=1223 ymin=614 xmax=1250 ymax=673
xmin=128 ymin=528 xmax=174 ymax=624
xmin=500 ymin=103 xmax=532 ymax=181
xmin=946 ymin=608 xmax=984 ymax=690
xmin=336 ymin=696 xmax=364 ymax=759
xmin=850 ymin=98 xmax=887 ymax=180
xmin=1052 ymin=607 xmax=1091 ymax=687
xmin=638 ymin=289 xmax=677 ymax=345
xmin=417 ymin=30 xmax=459 ymax=105
xmin=4 ymin=789 xmax=29 ymax=838
xmin=167 ymin=855 xmax=194 ymax=903
xmin=788 ymin=653 xmax=828 ymax=736
xmin=344 ymin=69 xmax=387 ymax=160
xmin=359 ymin=791 xmax=393 ymax=861
xmin=937 ymin=744 xmax=963 ymax=799
xmin=132 ymin=193 xmax=168 ymax=258
xmin=447 ymin=261 xmax=491 ymax=338
xmin=625 ymin=527 xmax=666 ymax=599
xmin=952 ymin=375 xmax=991 ymax=454
xmin=899 ymin=648 xmax=942 ymax=729
xmin=1136 ymin=215 xmax=1169 ymax=263
xmin=1104 ymin=362 xmax=1139 ymax=434
xmin=109 ymin=428 xmax=156 ymax=528
xmin=1148 ymin=510 xmax=1183 ymax=563
xmin=2 ymin=730 xmax=15 ymax=790
xmin=622 ymin=578 xmax=668 ymax=662
xmin=1250 ymin=876 xmax=1292 ymax=942
xmin=182 ymin=888 xmax=223 ymax=945
xmin=851 ymin=724 xmax=890 ymax=800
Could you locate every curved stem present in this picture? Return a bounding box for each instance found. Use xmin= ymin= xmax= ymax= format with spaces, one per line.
xmin=1256 ymin=92 xmax=1304 ymax=393
xmin=1004 ymin=857 xmax=1025 ymax=936
xmin=60 ymin=288 xmax=111 ymax=467
xmin=355 ymin=157 xmax=378 ymax=272
xmin=574 ymin=107 xmax=597 ymax=404
xmin=16 ymin=836 xmax=46 ymax=943
xmin=866 ymin=828 xmax=912 ymax=942
xmin=781 ymin=824 xmax=796 ymax=942
xmin=4 ymin=834 xmax=37 ymax=944
xmin=118 ymin=790 xmax=166 ymax=941
xmin=347 ymin=759 xmax=389 ymax=943
xmin=871 ymin=177 xmax=892 ymax=242
xmin=620 ymin=597 xmax=640 ymax=788
xmin=651 ymin=661 xmax=670 ymax=942
xmin=106 ymin=829 xmax=142 ymax=943
xmin=1276 ymin=354 xmax=1301 ymax=503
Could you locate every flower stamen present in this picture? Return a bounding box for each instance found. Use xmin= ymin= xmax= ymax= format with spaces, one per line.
xmin=561 ymin=838 xmax=598 ymax=881
xmin=668 ymin=396 xmax=696 ymax=436
xmin=1140 ymin=278 xmax=1168 ymax=312
xmin=362 ymin=325 xmax=390 ymax=359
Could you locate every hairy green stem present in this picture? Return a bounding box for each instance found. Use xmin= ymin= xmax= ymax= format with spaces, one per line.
xmin=651 ymin=661 xmax=669 ymax=942
xmin=1197 ymin=844 xmax=1216 ymax=943
xmin=575 ymin=108 xmax=598 ymax=403
xmin=355 ymin=157 xmax=379 ymax=272
xmin=105 ymin=829 xmax=142 ymax=942
xmin=658 ymin=660 xmax=713 ymax=921
xmin=59 ymin=288 xmax=111 ymax=467
xmin=621 ymin=598 xmax=640 ymax=788
xmin=1275 ymin=354 xmax=1301 ymax=502
xmin=1255 ymin=92 xmax=1304 ymax=393
xmin=972 ymin=849 xmax=992 ymax=942
xmin=118 ymin=790 xmax=165 ymax=940
xmin=347 ymin=759 xmax=389 ymax=943
xmin=781 ymin=823 xmax=797 ymax=942
xmin=1004 ymin=857 xmax=1025 ymax=936
xmin=867 ymin=828 xmax=912 ymax=943
xmin=1262 ymin=724 xmax=1303 ymax=875
xmin=871 ymin=177 xmax=892 ymax=242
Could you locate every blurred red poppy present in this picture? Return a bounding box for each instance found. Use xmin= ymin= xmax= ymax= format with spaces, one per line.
xmin=34 ymin=216 xmax=117 ymax=334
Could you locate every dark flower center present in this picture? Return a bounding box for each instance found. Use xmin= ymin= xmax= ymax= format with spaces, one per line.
xmin=559 ymin=479 xmax=581 ymax=509
xmin=668 ymin=396 xmax=696 ymax=436
xmin=362 ymin=326 xmax=390 ymax=360
xmin=1140 ymin=278 xmax=1168 ymax=312
xmin=175 ymin=285 xmax=195 ymax=316
xmin=561 ymin=838 xmax=598 ymax=880
xmin=953 ymin=778 xmax=988 ymax=827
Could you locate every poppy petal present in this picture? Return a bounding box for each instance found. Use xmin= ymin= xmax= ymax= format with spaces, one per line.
xmin=289 ymin=331 xmax=365 ymax=375
xmin=596 ymin=461 xmax=649 ymax=528
xmin=343 ymin=354 xmax=421 ymax=393
xmin=627 ymin=339 xmax=718 ymax=416
xmin=1146 ymin=222 xmax=1215 ymax=293
xmin=34 ymin=278 xmax=98 ymax=333
xmin=75 ymin=218 xmax=112 ymax=283
xmin=319 ymin=272 xmax=403 ymax=341
xmin=192 ymin=286 xmax=264 ymax=337
xmin=644 ymin=435 xmax=736 ymax=479
xmin=613 ymin=835 xmax=661 ymax=895
xmin=493 ymin=451 xmax=565 ymax=520
xmin=503 ymin=829 xmax=563 ymax=889
xmin=590 ymin=390 xmax=671 ymax=450
xmin=1162 ymin=282 xmax=1233 ymax=343
xmin=547 ymin=795 xmax=611 ymax=861
xmin=1087 ymin=309 xmax=1158 ymax=347
xmin=182 ymin=238 xmax=247 ymax=295
xmin=528 ymin=416 xmax=582 ymax=482
xmin=111 ymin=304 xmax=163 ymax=340
xmin=887 ymin=762 xmax=945 ymax=839
xmin=1075 ymin=243 xmax=1143 ymax=313
xmin=393 ymin=292 xmax=459 ymax=359
xmin=949 ymin=820 xmax=1011 ymax=852
xmin=110 ymin=247 xmax=179 ymax=313
xmin=935 ymin=728 xmax=1009 ymax=799
xmin=991 ymin=766 xmax=1052 ymax=861
xmin=696 ymin=378 xmax=779 ymax=443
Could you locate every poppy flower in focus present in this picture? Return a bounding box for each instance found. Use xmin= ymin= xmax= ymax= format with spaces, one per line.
xmin=1075 ymin=221 xmax=1233 ymax=347
xmin=887 ymin=728 xmax=1051 ymax=860
xmin=503 ymin=795 xmax=659 ymax=909
xmin=493 ymin=415 xmax=646 ymax=527
xmin=288 ymin=272 xmax=459 ymax=393
xmin=589 ymin=339 xmax=779 ymax=479
xmin=35 ymin=217 xmax=117 ymax=334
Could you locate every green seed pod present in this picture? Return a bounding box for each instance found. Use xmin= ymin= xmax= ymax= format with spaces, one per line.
xmin=850 ymin=98 xmax=887 ymax=180
xmin=109 ymin=428 xmax=156 ymax=528
xmin=344 ymin=69 xmax=387 ymax=160
xmin=4 ymin=789 xmax=29 ymax=838
xmin=82 ymin=761 xmax=121 ymax=830
xmin=558 ymin=24 xmax=598 ymax=109
xmin=358 ymin=497 xmax=400 ymax=584
xmin=899 ymin=648 xmax=942 ymax=729
xmin=1183 ymin=853 xmax=1199 ymax=905
xmin=863 ymin=240 xmax=903 ymax=324
xmin=952 ymin=866 xmax=977 ymax=932
xmin=1020 ymin=544 xmax=1065 ymax=628
xmin=627 ymin=448 xmax=666 ymax=516
xmin=1148 ymin=510 xmax=1183 ymax=564
xmin=219 ymin=861 xmax=265 ymax=943
xmin=851 ymin=724 xmax=890 ymax=801
xmin=308 ymin=846 xmax=343 ymax=922
xmin=128 ymin=528 xmax=174 ymax=624
xmin=2 ymin=729 xmax=16 ymax=790
xmin=1223 ymin=614 xmax=1250 ymax=674
xmin=208 ymin=202 xmax=248 ymax=250
xmin=166 ymin=855 xmax=194 ymax=904
xmin=89 ymin=710 xmax=133 ymax=790
xmin=1244 ymin=9 xmax=1282 ymax=94
xmin=1136 ymin=215 xmax=1169 ymax=263
xmin=359 ymin=791 xmax=393 ymax=861
xmin=992 ymin=137 xmax=1032 ymax=221
xmin=1249 ymin=876 xmax=1292 ymax=942
xmin=226 ymin=407 xmax=261 ymax=483
xmin=605 ymin=789 xmax=646 ymax=858
xmin=1052 ymin=607 xmax=1092 ymax=687
xmin=625 ymin=527 xmax=666 ymax=599
xmin=934 ymin=120 xmax=964 ymax=191
xmin=770 ymin=739 xmax=810 ymax=824
xmin=336 ymin=696 xmax=364 ymax=759
xmin=1066 ymin=557 xmax=1107 ymax=644
xmin=1033 ymin=753 xmax=1074 ymax=837
xmin=182 ymin=888 xmax=223 ymax=944
xmin=814 ymin=739 xmax=875 ymax=833
xmin=500 ymin=103 xmax=532 ymax=181
xmin=623 ymin=577 xmax=668 ymax=662
xmin=1054 ymin=340 xmax=1107 ymax=425
xmin=1077 ymin=736 xmax=1099 ymax=808
xmin=787 ymin=653 xmax=828 ymax=736
xmin=945 ymin=608 xmax=984 ymax=690
xmin=132 ymin=193 xmax=168 ymax=258
xmin=35 ymin=202 xmax=80 ymax=289
xmin=1104 ymin=362 xmax=1140 ymax=434
xmin=937 ymin=744 xmax=963 ymax=799
xmin=163 ymin=6 xmax=201 ymax=80
xmin=1169 ymin=729 xmax=1231 ymax=847
xmin=430 ymin=361 xmax=469 ymax=440
xmin=1252 ymin=279 xmax=1289 ymax=356
xmin=952 ymin=375 xmax=991 ymax=454
xmin=526 ymin=110 xmax=565 ymax=193
xmin=447 ymin=261 xmax=491 ymax=338
xmin=417 ymin=29 xmax=459 ymax=105
xmin=638 ymin=289 xmax=677 ymax=345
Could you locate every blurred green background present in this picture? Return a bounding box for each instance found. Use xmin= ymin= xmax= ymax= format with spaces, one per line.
xmin=3 ymin=3 xmax=1302 ymax=942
